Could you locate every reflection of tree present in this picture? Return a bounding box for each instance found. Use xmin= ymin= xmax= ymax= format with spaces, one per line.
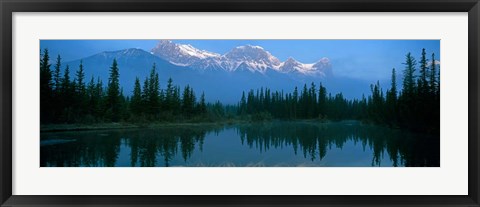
xmin=235 ymin=122 xmax=439 ymax=167
xmin=40 ymin=122 xmax=439 ymax=167
xmin=41 ymin=126 xmax=211 ymax=167
xmin=40 ymin=131 xmax=122 ymax=167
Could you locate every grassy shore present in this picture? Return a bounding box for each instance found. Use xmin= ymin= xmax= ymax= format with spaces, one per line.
xmin=40 ymin=119 xmax=252 ymax=133
xmin=40 ymin=123 xmax=140 ymax=132
xmin=40 ymin=116 xmax=344 ymax=133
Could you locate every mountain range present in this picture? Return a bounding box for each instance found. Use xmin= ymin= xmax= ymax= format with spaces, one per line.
xmin=151 ymin=40 xmax=333 ymax=76
xmin=64 ymin=40 xmax=367 ymax=104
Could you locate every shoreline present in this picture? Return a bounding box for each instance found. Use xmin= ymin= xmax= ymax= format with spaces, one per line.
xmin=40 ymin=120 xmax=246 ymax=133
xmin=40 ymin=119 xmax=339 ymax=133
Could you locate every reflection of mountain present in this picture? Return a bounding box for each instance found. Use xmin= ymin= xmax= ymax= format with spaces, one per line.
xmin=63 ymin=41 xmax=370 ymax=103
xmin=40 ymin=122 xmax=439 ymax=167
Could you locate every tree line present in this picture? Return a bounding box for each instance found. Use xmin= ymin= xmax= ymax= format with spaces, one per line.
xmin=40 ymin=48 xmax=439 ymax=134
xmin=236 ymin=48 xmax=439 ymax=134
xmin=40 ymin=49 xmax=209 ymax=124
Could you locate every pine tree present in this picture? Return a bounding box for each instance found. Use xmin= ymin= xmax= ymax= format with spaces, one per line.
xmin=61 ymin=65 xmax=71 ymax=95
xmin=247 ymin=90 xmax=255 ymax=114
xmin=53 ymin=54 xmax=62 ymax=91
xmin=308 ymin=82 xmax=317 ymax=118
xmin=292 ymin=86 xmax=298 ymax=119
xmin=142 ymin=77 xmax=150 ymax=108
xmin=300 ymin=84 xmax=309 ymax=118
xmin=73 ymin=60 xmax=88 ymax=121
xmin=182 ymin=85 xmax=196 ymax=117
xmin=106 ymin=59 xmax=121 ymax=121
xmin=239 ymin=91 xmax=247 ymax=115
xmin=76 ymin=60 xmax=86 ymax=96
xmin=87 ymin=76 xmax=96 ymax=115
xmin=403 ymin=52 xmax=417 ymax=97
xmin=390 ymin=68 xmax=397 ymax=100
xmin=131 ymin=77 xmax=143 ymax=116
xmin=40 ymin=48 xmax=53 ymax=123
xmin=59 ymin=65 xmax=73 ymax=122
xmin=419 ymin=48 xmax=429 ymax=95
xmin=386 ymin=68 xmax=398 ymax=126
xmin=400 ymin=52 xmax=420 ymax=131
xmin=166 ymin=77 xmax=174 ymax=111
xmin=369 ymin=81 xmax=384 ymax=123
xmin=430 ymin=53 xmax=438 ymax=95
xmin=94 ymin=77 xmax=104 ymax=119
xmin=147 ymin=63 xmax=160 ymax=116
xmin=172 ymin=86 xmax=181 ymax=115
xmin=318 ymin=83 xmax=327 ymax=118
xmin=200 ymin=92 xmax=207 ymax=114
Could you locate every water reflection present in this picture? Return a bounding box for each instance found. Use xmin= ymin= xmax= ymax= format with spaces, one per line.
xmin=40 ymin=121 xmax=439 ymax=167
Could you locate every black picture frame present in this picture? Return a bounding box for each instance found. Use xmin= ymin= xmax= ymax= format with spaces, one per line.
xmin=1 ymin=0 xmax=479 ymax=206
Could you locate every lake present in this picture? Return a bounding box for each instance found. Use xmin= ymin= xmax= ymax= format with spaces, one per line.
xmin=40 ymin=121 xmax=440 ymax=167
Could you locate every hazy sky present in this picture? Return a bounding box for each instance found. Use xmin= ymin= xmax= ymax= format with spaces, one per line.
xmin=41 ymin=40 xmax=440 ymax=81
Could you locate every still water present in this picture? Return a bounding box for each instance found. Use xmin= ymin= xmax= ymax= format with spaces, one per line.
xmin=40 ymin=121 xmax=439 ymax=167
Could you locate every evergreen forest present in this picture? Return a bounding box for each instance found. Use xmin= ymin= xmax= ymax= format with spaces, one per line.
xmin=40 ymin=48 xmax=440 ymax=134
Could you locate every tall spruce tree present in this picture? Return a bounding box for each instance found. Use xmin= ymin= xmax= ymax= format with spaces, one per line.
xmin=131 ymin=77 xmax=143 ymax=116
xmin=40 ymin=49 xmax=53 ymax=123
xmin=403 ymin=52 xmax=417 ymax=97
xmin=94 ymin=77 xmax=104 ymax=119
xmin=166 ymin=77 xmax=174 ymax=111
xmin=198 ymin=92 xmax=207 ymax=114
xmin=419 ymin=48 xmax=429 ymax=94
xmin=73 ymin=60 xmax=88 ymax=121
xmin=386 ymin=68 xmax=398 ymax=126
xmin=430 ymin=53 xmax=438 ymax=94
xmin=87 ymin=76 xmax=96 ymax=116
xmin=182 ymin=85 xmax=196 ymax=117
xmin=59 ymin=65 xmax=73 ymax=122
xmin=53 ymin=54 xmax=62 ymax=92
xmin=76 ymin=60 xmax=86 ymax=96
xmin=106 ymin=59 xmax=121 ymax=121
xmin=147 ymin=63 xmax=160 ymax=115
xmin=239 ymin=91 xmax=247 ymax=115
xmin=318 ymin=83 xmax=327 ymax=118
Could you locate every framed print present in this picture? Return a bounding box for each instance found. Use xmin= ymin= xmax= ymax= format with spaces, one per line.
xmin=1 ymin=0 xmax=479 ymax=206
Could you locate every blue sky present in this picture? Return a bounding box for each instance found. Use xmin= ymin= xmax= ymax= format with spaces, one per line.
xmin=41 ymin=40 xmax=440 ymax=82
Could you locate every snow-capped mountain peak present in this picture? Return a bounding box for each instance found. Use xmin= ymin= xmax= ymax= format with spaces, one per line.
xmin=150 ymin=40 xmax=332 ymax=76
xmin=223 ymin=44 xmax=282 ymax=73
xmin=225 ymin=45 xmax=281 ymax=65
xmin=151 ymin=40 xmax=220 ymax=66
xmin=177 ymin=44 xmax=220 ymax=59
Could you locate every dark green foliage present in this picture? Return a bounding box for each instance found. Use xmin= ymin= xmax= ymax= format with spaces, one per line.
xmin=76 ymin=60 xmax=86 ymax=96
xmin=403 ymin=52 xmax=417 ymax=97
xmin=73 ymin=61 xmax=88 ymax=120
xmin=40 ymin=49 xmax=53 ymax=123
xmin=430 ymin=53 xmax=439 ymax=95
xmin=197 ymin=92 xmax=207 ymax=115
xmin=130 ymin=77 xmax=143 ymax=116
xmin=106 ymin=59 xmax=121 ymax=121
xmin=41 ymin=48 xmax=439 ymax=134
xmin=363 ymin=49 xmax=439 ymax=133
xmin=237 ymin=82 xmax=362 ymax=121
xmin=385 ymin=68 xmax=398 ymax=126
xmin=182 ymin=85 xmax=196 ymax=118
xmin=41 ymin=53 xmax=210 ymax=124
xmin=53 ymin=55 xmax=62 ymax=91
xmin=234 ymin=49 xmax=439 ymax=134
xmin=367 ymin=81 xmax=385 ymax=124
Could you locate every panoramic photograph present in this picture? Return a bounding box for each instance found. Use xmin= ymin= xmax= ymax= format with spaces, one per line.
xmin=40 ymin=40 xmax=440 ymax=167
